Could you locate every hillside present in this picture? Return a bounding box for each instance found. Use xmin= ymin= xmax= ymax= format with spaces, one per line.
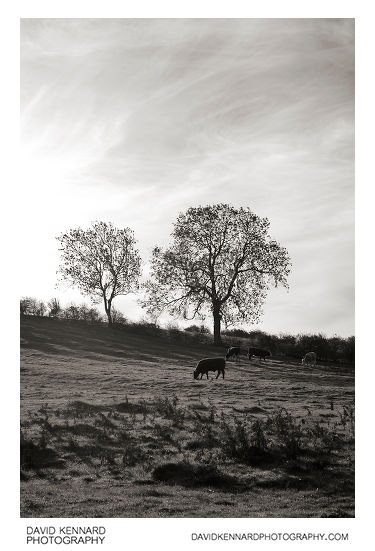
xmin=20 ymin=317 xmax=354 ymax=518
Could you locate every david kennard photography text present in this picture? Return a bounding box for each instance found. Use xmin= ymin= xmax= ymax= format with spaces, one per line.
xmin=26 ymin=526 xmax=105 ymax=545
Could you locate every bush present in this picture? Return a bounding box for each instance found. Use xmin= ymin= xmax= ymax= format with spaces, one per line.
xmin=166 ymin=323 xmax=185 ymax=341
xmin=111 ymin=307 xmax=127 ymax=324
xmin=185 ymin=325 xmax=211 ymax=334
xmin=122 ymin=441 xmax=147 ymax=467
xmin=47 ymin=298 xmax=61 ymax=318
xmin=220 ymin=416 xmax=272 ymax=466
xmin=20 ymin=297 xmax=46 ymax=317
xmin=222 ymin=328 xmax=250 ymax=338
xmin=60 ymin=303 xmax=103 ymax=323
xmin=153 ymin=396 xmax=185 ymax=427
xmin=266 ymin=409 xmax=303 ymax=459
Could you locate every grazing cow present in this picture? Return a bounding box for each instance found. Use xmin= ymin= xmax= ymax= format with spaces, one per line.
xmin=225 ymin=346 xmax=241 ymax=362
xmin=248 ymin=347 xmax=271 ymax=362
xmin=193 ymin=358 xmax=225 ymax=380
xmin=301 ymin=352 xmax=317 ymax=366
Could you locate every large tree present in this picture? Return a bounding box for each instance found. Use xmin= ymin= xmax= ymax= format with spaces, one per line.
xmin=142 ymin=204 xmax=291 ymax=344
xmin=57 ymin=221 xmax=141 ymax=324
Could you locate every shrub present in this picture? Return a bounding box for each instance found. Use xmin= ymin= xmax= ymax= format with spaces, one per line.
xmin=153 ymin=396 xmax=185 ymax=427
xmin=185 ymin=325 xmax=211 ymax=334
xmin=220 ymin=416 xmax=271 ymax=466
xmin=20 ymin=297 xmax=46 ymax=317
xmin=266 ymin=409 xmax=303 ymax=458
xmin=122 ymin=441 xmax=147 ymax=467
xmin=111 ymin=307 xmax=127 ymax=324
xmin=20 ymin=297 xmax=32 ymax=315
xmin=222 ymin=328 xmax=250 ymax=338
xmin=63 ymin=304 xmax=81 ymax=320
xmin=166 ymin=323 xmax=185 ymax=342
xmin=47 ymin=298 xmax=61 ymax=318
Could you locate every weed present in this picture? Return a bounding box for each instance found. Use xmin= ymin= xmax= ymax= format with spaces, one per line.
xmin=220 ymin=416 xmax=271 ymax=466
xmin=116 ymin=399 xmax=148 ymax=415
xmin=338 ymin=404 xmax=355 ymax=436
xmin=38 ymin=429 xmax=49 ymax=449
xmin=266 ymin=408 xmax=303 ymax=459
xmin=191 ymin=400 xmax=217 ymax=425
xmin=153 ymin=423 xmax=173 ymax=442
xmin=116 ymin=430 xmax=131 ymax=443
xmin=153 ymin=396 xmax=185 ymax=428
xmin=99 ymin=453 xmax=116 ymax=467
xmin=305 ymin=420 xmax=343 ymax=455
xmin=251 ymin=419 xmax=268 ymax=450
xmin=187 ymin=424 xmax=218 ymax=450
xmin=122 ymin=441 xmax=148 ymax=467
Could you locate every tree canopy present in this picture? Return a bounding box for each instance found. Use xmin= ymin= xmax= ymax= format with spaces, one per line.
xmin=57 ymin=221 xmax=141 ymax=324
xmin=142 ymin=204 xmax=291 ymax=344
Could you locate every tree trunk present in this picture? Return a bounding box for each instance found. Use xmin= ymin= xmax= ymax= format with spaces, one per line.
xmin=104 ymin=297 xmax=113 ymax=325
xmin=213 ymin=304 xmax=222 ymax=346
xmin=106 ymin=309 xmax=113 ymax=325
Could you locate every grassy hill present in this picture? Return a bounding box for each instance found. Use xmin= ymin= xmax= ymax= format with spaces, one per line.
xmin=20 ymin=317 xmax=354 ymax=518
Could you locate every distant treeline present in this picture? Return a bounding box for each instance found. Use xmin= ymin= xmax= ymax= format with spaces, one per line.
xmin=20 ymin=297 xmax=354 ymax=365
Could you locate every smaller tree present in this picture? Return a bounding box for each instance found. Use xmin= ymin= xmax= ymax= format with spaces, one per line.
xmin=57 ymin=221 xmax=141 ymax=324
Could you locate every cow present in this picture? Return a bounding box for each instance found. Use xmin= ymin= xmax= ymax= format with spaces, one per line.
xmin=193 ymin=358 xmax=226 ymax=380
xmin=301 ymin=352 xmax=317 ymax=366
xmin=248 ymin=347 xmax=271 ymax=362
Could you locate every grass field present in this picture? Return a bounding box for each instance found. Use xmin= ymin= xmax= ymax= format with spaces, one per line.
xmin=20 ymin=317 xmax=354 ymax=518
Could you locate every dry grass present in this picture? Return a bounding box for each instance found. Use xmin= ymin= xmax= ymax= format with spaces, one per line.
xmin=20 ymin=317 xmax=354 ymax=518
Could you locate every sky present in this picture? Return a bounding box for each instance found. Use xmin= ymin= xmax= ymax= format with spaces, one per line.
xmin=20 ymin=18 xmax=354 ymax=337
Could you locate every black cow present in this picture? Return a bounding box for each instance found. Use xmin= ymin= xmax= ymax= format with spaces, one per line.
xmin=194 ymin=358 xmax=226 ymax=379
xmin=248 ymin=347 xmax=271 ymax=362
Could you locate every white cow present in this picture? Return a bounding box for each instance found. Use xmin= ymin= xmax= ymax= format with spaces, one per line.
xmin=301 ymin=352 xmax=317 ymax=366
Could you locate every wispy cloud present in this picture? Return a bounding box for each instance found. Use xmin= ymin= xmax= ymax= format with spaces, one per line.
xmin=20 ymin=18 xmax=354 ymax=336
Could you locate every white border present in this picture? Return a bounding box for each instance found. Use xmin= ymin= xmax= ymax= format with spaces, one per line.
xmin=3 ymin=1 xmax=374 ymax=549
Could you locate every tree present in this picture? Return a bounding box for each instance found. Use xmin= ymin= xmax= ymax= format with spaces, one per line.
xmin=142 ymin=204 xmax=291 ymax=344
xmin=57 ymin=221 xmax=141 ymax=324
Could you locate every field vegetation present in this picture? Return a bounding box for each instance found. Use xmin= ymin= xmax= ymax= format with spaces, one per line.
xmin=21 ymin=316 xmax=354 ymax=518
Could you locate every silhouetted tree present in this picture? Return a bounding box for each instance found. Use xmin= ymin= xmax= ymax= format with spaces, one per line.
xmin=57 ymin=221 xmax=141 ymax=324
xmin=142 ymin=204 xmax=291 ymax=344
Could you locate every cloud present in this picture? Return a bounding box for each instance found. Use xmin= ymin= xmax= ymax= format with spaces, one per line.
xmin=20 ymin=18 xmax=354 ymax=336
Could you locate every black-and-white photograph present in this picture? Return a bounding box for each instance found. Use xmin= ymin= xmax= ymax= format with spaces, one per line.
xmin=20 ymin=18 xmax=354 ymax=519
